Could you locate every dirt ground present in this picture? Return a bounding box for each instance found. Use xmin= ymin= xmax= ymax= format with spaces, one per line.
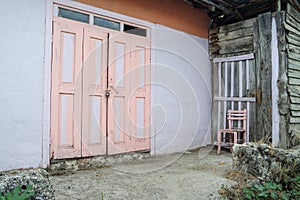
xmin=50 ymin=146 xmax=236 ymax=200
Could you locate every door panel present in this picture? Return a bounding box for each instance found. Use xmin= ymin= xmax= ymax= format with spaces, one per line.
xmin=51 ymin=18 xmax=83 ymax=159
xmin=130 ymin=37 xmax=151 ymax=151
xmin=107 ymin=33 xmax=132 ymax=154
xmin=82 ymin=27 xmax=108 ymax=156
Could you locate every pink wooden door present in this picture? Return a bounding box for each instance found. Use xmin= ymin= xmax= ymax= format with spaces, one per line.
xmin=51 ymin=17 xmax=151 ymax=158
xmin=129 ymin=36 xmax=151 ymax=152
xmin=107 ymin=32 xmax=150 ymax=154
xmin=81 ymin=26 xmax=108 ymax=156
xmin=107 ymin=32 xmax=132 ymax=154
xmin=51 ymin=18 xmax=83 ymax=159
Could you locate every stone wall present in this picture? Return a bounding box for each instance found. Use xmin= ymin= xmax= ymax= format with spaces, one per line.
xmin=0 ymin=169 xmax=54 ymax=199
xmin=232 ymin=143 xmax=300 ymax=180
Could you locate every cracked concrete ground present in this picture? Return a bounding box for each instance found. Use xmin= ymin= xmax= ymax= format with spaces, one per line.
xmin=50 ymin=146 xmax=235 ymax=200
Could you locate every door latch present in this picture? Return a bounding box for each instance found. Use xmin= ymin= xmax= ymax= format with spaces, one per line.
xmin=105 ymin=90 xmax=111 ymax=97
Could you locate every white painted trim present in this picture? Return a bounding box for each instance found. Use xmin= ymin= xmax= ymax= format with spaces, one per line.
xmin=53 ymin=0 xmax=156 ymax=28
xmin=230 ymin=62 xmax=234 ymax=110
xmin=42 ymin=0 xmax=53 ymax=168
xmin=223 ymin=62 xmax=228 ymax=129
xmin=150 ymin=27 xmax=156 ymax=156
xmin=213 ymin=53 xmax=254 ymax=63
xmin=214 ymin=96 xmax=256 ymax=102
xmin=217 ymin=62 xmax=221 ymax=133
xmin=271 ymin=17 xmax=280 ymax=146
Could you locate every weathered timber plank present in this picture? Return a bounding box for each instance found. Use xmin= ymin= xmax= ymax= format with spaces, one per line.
xmin=284 ymin=22 xmax=300 ymax=37
xmin=219 ymin=18 xmax=255 ymax=33
xmin=288 ymin=69 xmax=300 ymax=78
xmin=287 ymin=34 xmax=300 ymax=47
xmin=290 ymin=96 xmax=300 ymax=103
xmin=275 ymin=12 xmax=286 ymax=51
xmin=286 ymin=13 xmax=300 ymax=32
xmin=280 ymin=115 xmax=288 ymax=148
xmin=210 ymin=36 xmax=253 ymax=55
xmin=290 ymin=116 xmax=300 ymax=123
xmin=254 ymin=13 xmax=272 ymax=141
xmin=288 ymin=43 xmax=300 ymax=54
xmin=288 ymin=51 xmax=300 ymax=62
xmin=289 ymin=123 xmax=300 ymax=131
xmin=211 ymin=63 xmax=219 ymax=142
xmin=289 ymin=78 xmax=300 ymax=85
xmin=287 ymin=3 xmax=300 ymax=24
xmin=288 ymin=58 xmax=300 ymax=70
xmin=217 ymin=27 xmax=254 ymax=42
xmin=290 ymin=103 xmax=300 ymax=111
xmin=291 ymin=111 xmax=300 ymax=117
xmin=249 ymin=59 xmax=257 ymax=141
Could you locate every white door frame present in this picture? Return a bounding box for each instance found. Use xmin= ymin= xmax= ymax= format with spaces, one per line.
xmin=43 ymin=0 xmax=156 ymax=167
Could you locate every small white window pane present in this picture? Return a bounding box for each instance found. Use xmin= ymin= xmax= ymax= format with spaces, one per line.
xmin=115 ymin=97 xmax=124 ymax=142
xmin=136 ymin=98 xmax=145 ymax=139
xmin=62 ymin=33 xmax=75 ymax=83
xmin=91 ymin=39 xmax=102 ymax=85
xmin=60 ymin=94 xmax=73 ymax=146
xmin=138 ymin=48 xmax=145 ymax=87
xmin=90 ymin=96 xmax=101 ymax=144
xmin=116 ymin=43 xmax=125 ymax=87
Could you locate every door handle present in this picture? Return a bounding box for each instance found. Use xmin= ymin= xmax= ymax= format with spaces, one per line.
xmin=109 ymin=84 xmax=119 ymax=94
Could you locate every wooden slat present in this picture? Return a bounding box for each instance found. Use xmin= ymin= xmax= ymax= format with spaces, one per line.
xmin=213 ymin=53 xmax=254 ymax=63
xmin=289 ymin=124 xmax=300 ymax=132
xmin=290 ymin=96 xmax=300 ymax=104
xmin=290 ymin=116 xmax=300 ymax=123
xmin=290 ymin=103 xmax=300 ymax=111
xmin=219 ymin=18 xmax=255 ymax=33
xmin=288 ymin=51 xmax=300 ymax=62
xmin=285 ymin=13 xmax=300 ymax=32
xmin=291 ymin=111 xmax=300 ymax=117
xmin=214 ymin=96 xmax=256 ymax=102
xmin=284 ymin=22 xmax=300 ymax=37
xmin=287 ymin=3 xmax=300 ymax=24
xmin=287 ymin=33 xmax=300 ymax=47
xmin=288 ymin=58 xmax=300 ymax=70
xmin=288 ymin=43 xmax=300 ymax=54
xmin=288 ymin=77 xmax=300 ymax=85
xmin=217 ymin=27 xmax=254 ymax=42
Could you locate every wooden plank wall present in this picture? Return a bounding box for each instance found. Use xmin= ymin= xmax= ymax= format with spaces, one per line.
xmin=209 ymin=18 xmax=258 ymax=142
xmin=209 ymin=18 xmax=256 ymax=58
xmin=285 ymin=3 xmax=300 ymax=146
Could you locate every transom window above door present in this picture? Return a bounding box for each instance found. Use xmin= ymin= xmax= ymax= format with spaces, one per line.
xmin=54 ymin=4 xmax=149 ymax=37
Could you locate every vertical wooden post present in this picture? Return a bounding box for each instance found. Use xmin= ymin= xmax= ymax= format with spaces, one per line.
xmin=275 ymin=12 xmax=289 ymax=148
xmin=253 ymin=13 xmax=273 ymax=142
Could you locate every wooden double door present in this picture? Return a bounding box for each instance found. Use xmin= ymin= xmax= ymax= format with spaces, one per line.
xmin=50 ymin=18 xmax=150 ymax=159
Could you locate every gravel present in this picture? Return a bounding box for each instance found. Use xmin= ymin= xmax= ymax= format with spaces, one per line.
xmin=50 ymin=146 xmax=235 ymax=200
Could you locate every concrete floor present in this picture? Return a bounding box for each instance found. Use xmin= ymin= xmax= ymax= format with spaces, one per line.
xmin=50 ymin=146 xmax=235 ymax=200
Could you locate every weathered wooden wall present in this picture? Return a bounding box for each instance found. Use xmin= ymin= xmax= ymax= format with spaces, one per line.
xmin=209 ymin=18 xmax=256 ymax=58
xmin=209 ymin=17 xmax=258 ymax=143
xmin=209 ymin=2 xmax=300 ymax=148
xmin=284 ymin=3 xmax=300 ymax=146
xmin=209 ymin=13 xmax=278 ymax=144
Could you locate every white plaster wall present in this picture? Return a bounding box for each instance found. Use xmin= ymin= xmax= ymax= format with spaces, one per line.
xmin=151 ymin=25 xmax=211 ymax=154
xmin=0 ymin=0 xmax=46 ymax=171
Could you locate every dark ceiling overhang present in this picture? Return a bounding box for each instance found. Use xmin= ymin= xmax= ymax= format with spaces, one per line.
xmin=184 ymin=0 xmax=300 ymax=26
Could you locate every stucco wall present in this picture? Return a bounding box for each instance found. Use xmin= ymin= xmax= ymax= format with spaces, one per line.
xmin=151 ymin=25 xmax=211 ymax=154
xmin=0 ymin=0 xmax=46 ymax=171
xmin=75 ymin=0 xmax=210 ymax=38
